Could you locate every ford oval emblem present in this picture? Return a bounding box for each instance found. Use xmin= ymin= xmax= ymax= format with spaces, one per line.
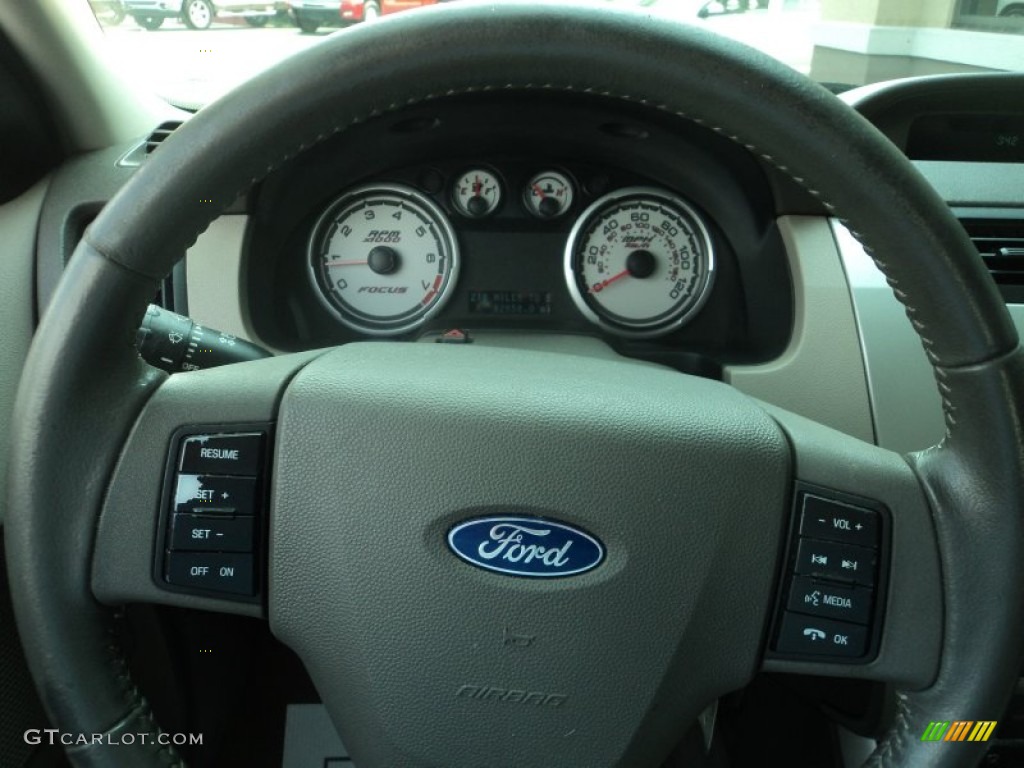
xmin=447 ymin=516 xmax=605 ymax=578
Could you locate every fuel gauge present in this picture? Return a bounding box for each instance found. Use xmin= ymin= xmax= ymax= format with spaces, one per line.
xmin=453 ymin=168 xmax=502 ymax=218
xmin=524 ymin=170 xmax=574 ymax=219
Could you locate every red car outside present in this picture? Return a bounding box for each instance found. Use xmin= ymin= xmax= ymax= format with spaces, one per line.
xmin=290 ymin=0 xmax=436 ymax=34
xmin=340 ymin=0 xmax=437 ymax=24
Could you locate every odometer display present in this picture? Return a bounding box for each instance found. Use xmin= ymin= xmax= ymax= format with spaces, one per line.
xmin=308 ymin=184 xmax=459 ymax=335
xmin=468 ymin=290 xmax=553 ymax=316
xmin=564 ymin=187 xmax=715 ymax=337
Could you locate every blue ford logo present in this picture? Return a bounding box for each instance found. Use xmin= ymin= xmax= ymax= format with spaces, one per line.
xmin=447 ymin=516 xmax=604 ymax=578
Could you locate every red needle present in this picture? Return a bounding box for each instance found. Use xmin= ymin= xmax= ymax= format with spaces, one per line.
xmin=590 ymin=269 xmax=630 ymax=293
xmin=533 ymin=183 xmax=546 ymax=199
xmin=324 ymin=259 xmax=368 ymax=267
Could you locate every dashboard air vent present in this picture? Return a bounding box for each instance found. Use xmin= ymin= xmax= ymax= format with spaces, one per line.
xmin=960 ymin=218 xmax=1024 ymax=304
xmin=145 ymin=121 xmax=184 ymax=154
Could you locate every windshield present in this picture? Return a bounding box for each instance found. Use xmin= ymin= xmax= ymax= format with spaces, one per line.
xmin=87 ymin=0 xmax=1024 ymax=108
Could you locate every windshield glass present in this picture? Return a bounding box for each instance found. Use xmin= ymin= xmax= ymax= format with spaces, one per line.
xmin=86 ymin=0 xmax=1024 ymax=108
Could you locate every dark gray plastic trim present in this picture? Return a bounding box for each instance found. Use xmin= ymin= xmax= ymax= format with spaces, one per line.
xmin=0 ymin=178 xmax=48 ymax=525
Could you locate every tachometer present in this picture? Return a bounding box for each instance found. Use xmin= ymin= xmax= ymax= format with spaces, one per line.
xmin=308 ymin=184 xmax=459 ymax=336
xmin=564 ymin=187 xmax=715 ymax=337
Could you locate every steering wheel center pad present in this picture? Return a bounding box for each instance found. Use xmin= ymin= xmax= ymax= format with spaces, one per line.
xmin=270 ymin=343 xmax=790 ymax=766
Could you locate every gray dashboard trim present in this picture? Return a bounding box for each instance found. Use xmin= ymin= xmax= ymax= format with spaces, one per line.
xmin=185 ymin=215 xmax=264 ymax=346
xmin=833 ymin=219 xmax=1024 ymax=454
xmin=0 ymin=178 xmax=49 ymax=526
xmin=831 ymin=220 xmax=946 ymax=453
xmin=911 ymin=161 xmax=1024 ymax=209
xmin=726 ymin=216 xmax=875 ymax=444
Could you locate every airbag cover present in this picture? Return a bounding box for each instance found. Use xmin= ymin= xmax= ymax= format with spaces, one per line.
xmin=269 ymin=343 xmax=790 ymax=768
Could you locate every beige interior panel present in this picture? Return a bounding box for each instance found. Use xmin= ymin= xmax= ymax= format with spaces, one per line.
xmin=726 ymin=216 xmax=875 ymax=443
xmin=185 ymin=215 xmax=265 ymax=346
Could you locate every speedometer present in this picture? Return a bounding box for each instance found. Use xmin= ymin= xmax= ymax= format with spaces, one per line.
xmin=308 ymin=184 xmax=459 ymax=336
xmin=564 ymin=187 xmax=715 ymax=337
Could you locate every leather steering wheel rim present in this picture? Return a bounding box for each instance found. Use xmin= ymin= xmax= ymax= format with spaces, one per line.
xmin=6 ymin=2 xmax=1024 ymax=766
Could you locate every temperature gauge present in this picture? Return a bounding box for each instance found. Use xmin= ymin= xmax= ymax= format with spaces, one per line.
xmin=524 ymin=170 xmax=574 ymax=219
xmin=452 ymin=168 xmax=502 ymax=218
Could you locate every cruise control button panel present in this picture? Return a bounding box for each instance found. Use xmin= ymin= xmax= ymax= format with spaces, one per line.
xmin=769 ymin=484 xmax=889 ymax=663
xmin=155 ymin=426 xmax=269 ymax=602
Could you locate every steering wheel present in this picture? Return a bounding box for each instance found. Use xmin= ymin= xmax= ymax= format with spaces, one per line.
xmin=6 ymin=3 xmax=1024 ymax=767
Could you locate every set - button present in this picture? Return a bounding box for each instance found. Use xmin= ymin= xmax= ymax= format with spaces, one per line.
xmin=775 ymin=491 xmax=884 ymax=660
xmin=169 ymin=514 xmax=255 ymax=553
xmin=162 ymin=432 xmax=265 ymax=598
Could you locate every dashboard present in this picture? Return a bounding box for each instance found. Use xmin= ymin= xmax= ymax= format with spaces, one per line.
xmin=23 ymin=78 xmax=1024 ymax=458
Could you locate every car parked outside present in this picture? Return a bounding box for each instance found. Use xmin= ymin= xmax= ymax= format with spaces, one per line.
xmin=999 ymin=0 xmax=1024 ymax=16
xmin=698 ymin=0 xmax=768 ymax=17
xmin=289 ymin=0 xmax=437 ymax=34
xmin=124 ymin=0 xmax=283 ymax=30
xmin=342 ymin=0 xmax=438 ymax=23
xmin=288 ymin=0 xmax=346 ymax=33
xmin=88 ymin=0 xmax=127 ymax=25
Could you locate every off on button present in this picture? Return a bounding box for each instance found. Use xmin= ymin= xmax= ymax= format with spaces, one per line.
xmin=165 ymin=552 xmax=254 ymax=596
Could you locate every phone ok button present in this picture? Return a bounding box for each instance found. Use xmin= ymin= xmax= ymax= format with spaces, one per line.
xmin=775 ymin=613 xmax=868 ymax=658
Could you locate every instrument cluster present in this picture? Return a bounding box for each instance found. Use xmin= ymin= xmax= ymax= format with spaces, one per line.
xmin=244 ymin=94 xmax=794 ymax=366
xmin=306 ymin=166 xmax=716 ymax=339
